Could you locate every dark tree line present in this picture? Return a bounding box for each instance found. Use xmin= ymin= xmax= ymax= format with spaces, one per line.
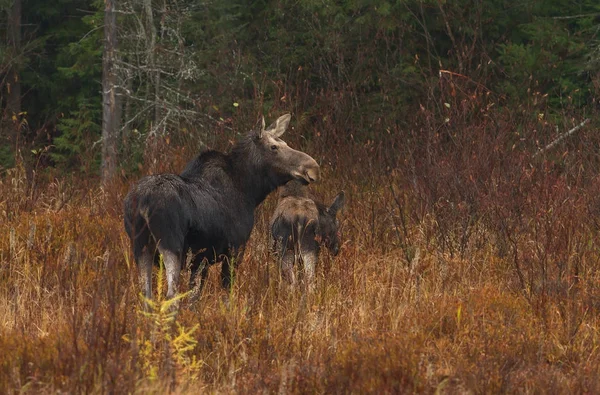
xmin=0 ymin=0 xmax=598 ymax=180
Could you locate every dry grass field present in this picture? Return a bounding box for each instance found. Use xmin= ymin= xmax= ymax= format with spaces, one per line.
xmin=2 ymin=109 xmax=600 ymax=393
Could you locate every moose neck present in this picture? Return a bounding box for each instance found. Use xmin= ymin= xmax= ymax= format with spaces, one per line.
xmin=229 ymin=137 xmax=290 ymax=207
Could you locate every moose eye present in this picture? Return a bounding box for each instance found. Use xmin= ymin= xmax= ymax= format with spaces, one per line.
xmin=271 ymin=145 xmax=278 ymax=151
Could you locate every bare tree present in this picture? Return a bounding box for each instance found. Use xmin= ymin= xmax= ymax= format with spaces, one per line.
xmin=102 ymin=0 xmax=119 ymax=184
xmin=115 ymin=0 xmax=204 ymax=169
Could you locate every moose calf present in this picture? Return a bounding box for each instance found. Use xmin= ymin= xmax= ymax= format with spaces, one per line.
xmin=270 ymin=180 xmax=345 ymax=287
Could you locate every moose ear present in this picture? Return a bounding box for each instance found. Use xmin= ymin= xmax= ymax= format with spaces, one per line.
xmin=253 ymin=116 xmax=266 ymax=139
xmin=265 ymin=113 xmax=291 ymax=138
xmin=329 ymin=191 xmax=346 ymax=215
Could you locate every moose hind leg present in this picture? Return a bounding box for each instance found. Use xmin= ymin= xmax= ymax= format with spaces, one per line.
xmin=158 ymin=248 xmax=182 ymax=301
xmin=137 ymin=247 xmax=153 ymax=305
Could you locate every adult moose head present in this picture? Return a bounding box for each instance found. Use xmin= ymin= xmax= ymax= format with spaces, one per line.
xmin=270 ymin=180 xmax=345 ymax=288
xmin=124 ymin=114 xmax=320 ymax=307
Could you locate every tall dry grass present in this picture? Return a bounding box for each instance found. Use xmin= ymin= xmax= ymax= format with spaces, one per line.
xmin=2 ymin=95 xmax=600 ymax=393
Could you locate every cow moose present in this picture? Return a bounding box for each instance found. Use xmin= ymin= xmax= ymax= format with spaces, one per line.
xmin=124 ymin=114 xmax=320 ymax=306
xmin=270 ymin=180 xmax=345 ymax=288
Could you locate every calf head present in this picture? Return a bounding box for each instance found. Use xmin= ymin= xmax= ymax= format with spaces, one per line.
xmin=319 ymin=191 xmax=346 ymax=255
xmin=253 ymin=114 xmax=320 ymax=185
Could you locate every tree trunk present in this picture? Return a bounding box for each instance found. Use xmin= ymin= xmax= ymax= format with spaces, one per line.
xmin=142 ymin=0 xmax=160 ymax=131
xmin=6 ymin=0 xmax=21 ymax=117
xmin=154 ymin=0 xmax=166 ymax=136
xmin=102 ymin=0 xmax=119 ymax=184
xmin=121 ymin=77 xmax=132 ymax=156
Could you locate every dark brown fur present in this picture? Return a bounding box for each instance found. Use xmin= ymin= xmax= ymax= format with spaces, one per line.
xmin=124 ymin=114 xmax=320 ymax=307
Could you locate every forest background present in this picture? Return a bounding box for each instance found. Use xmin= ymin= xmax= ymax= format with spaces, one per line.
xmin=1 ymin=0 xmax=600 ymax=392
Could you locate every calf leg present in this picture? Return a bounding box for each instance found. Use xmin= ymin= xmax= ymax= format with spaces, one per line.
xmin=273 ymin=234 xmax=296 ymax=285
xmin=280 ymin=251 xmax=296 ymax=285
xmin=301 ymin=249 xmax=318 ymax=291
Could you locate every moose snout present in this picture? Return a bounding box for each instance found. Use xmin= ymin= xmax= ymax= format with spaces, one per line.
xmin=304 ymin=157 xmax=320 ymax=182
xmin=292 ymin=159 xmax=320 ymax=184
xmin=305 ymin=164 xmax=320 ymax=183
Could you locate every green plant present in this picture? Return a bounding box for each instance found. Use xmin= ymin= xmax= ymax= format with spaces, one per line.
xmin=126 ymin=255 xmax=203 ymax=387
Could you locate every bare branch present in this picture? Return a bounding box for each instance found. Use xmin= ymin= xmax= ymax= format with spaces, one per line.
xmin=533 ymin=119 xmax=591 ymax=158
xmin=552 ymin=13 xmax=600 ymax=20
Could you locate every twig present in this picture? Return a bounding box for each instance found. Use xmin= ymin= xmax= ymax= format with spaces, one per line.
xmin=439 ymin=69 xmax=493 ymax=92
xmin=533 ymin=119 xmax=590 ymax=158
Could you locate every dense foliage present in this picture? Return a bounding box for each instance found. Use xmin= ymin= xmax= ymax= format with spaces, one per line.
xmin=0 ymin=0 xmax=598 ymax=172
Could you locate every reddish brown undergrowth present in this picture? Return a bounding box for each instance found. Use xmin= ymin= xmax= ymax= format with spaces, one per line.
xmin=2 ymin=99 xmax=600 ymax=393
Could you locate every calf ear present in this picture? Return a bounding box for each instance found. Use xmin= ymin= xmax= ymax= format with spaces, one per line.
xmin=265 ymin=113 xmax=291 ymax=138
xmin=329 ymin=191 xmax=346 ymax=215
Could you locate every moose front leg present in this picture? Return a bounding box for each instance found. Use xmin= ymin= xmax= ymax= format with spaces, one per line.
xmin=187 ymin=256 xmax=209 ymax=305
xmin=221 ymin=245 xmax=246 ymax=291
